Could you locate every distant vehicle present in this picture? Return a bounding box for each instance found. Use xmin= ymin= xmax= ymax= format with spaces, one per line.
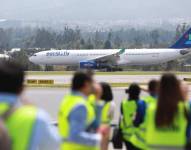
xmin=29 ymin=28 xmax=191 ymax=71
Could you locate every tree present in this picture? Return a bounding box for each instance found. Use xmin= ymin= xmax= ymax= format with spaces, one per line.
xmin=33 ymin=28 xmax=56 ymax=48
xmin=103 ymin=31 xmax=113 ymax=49
xmin=85 ymin=38 xmax=94 ymax=49
xmin=104 ymin=40 xmax=112 ymax=49
xmin=0 ymin=28 xmax=9 ymax=51
xmin=11 ymin=50 xmax=42 ymax=71
xmin=114 ymin=35 xmax=122 ymax=48
xmin=150 ymin=30 xmax=159 ymax=47
xmin=94 ymin=31 xmax=103 ymax=48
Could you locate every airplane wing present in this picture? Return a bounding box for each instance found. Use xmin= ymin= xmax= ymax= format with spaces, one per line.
xmin=86 ymin=48 xmax=125 ymax=65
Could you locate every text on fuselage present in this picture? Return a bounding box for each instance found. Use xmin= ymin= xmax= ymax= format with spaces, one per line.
xmin=46 ymin=51 xmax=69 ymax=56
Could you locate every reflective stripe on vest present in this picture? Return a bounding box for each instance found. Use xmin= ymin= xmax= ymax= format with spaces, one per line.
xmin=1 ymin=104 xmax=37 ymax=150
xmin=120 ymin=100 xmax=137 ymax=141
xmin=58 ymin=94 xmax=96 ymax=150
xmin=145 ymin=102 xmax=187 ymax=149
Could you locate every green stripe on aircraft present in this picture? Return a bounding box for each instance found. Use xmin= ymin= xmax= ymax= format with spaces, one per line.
xmin=189 ymin=34 xmax=191 ymax=41
xmin=118 ymin=48 xmax=125 ymax=55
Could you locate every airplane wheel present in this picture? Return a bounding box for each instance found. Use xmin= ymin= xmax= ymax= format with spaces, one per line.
xmin=106 ymin=67 xmax=112 ymax=72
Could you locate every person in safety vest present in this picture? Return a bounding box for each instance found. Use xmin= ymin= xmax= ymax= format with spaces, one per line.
xmin=58 ymin=71 xmax=102 ymax=150
xmin=88 ymin=82 xmax=105 ymax=130
xmin=99 ymin=82 xmax=115 ymax=150
xmin=120 ymin=83 xmax=146 ymax=150
xmin=0 ymin=60 xmax=60 ymax=150
xmin=145 ymin=73 xmax=191 ymax=150
xmin=142 ymin=79 xmax=159 ymax=105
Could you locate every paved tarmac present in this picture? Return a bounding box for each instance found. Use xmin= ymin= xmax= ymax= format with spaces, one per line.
xmin=23 ymin=87 xmax=147 ymax=150
xmin=23 ymin=87 xmax=138 ymax=122
xmin=22 ymin=85 xmax=191 ymax=150
xmin=26 ymin=74 xmax=191 ymax=84
xmin=23 ymin=74 xmax=191 ymax=150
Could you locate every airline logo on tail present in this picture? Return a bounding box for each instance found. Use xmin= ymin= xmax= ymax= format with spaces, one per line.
xmin=185 ymin=34 xmax=191 ymax=45
xmin=171 ymin=27 xmax=191 ymax=49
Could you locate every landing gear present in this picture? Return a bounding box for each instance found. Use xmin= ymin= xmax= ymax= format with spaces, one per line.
xmin=106 ymin=66 xmax=123 ymax=72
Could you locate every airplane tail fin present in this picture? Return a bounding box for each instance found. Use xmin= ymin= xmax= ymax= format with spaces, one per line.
xmin=170 ymin=27 xmax=191 ymax=49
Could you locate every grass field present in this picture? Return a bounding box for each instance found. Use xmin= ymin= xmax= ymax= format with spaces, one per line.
xmin=26 ymin=71 xmax=191 ymax=76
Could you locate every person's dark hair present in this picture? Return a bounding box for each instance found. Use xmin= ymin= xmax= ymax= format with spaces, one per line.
xmin=100 ymin=82 xmax=113 ymax=102
xmin=126 ymin=83 xmax=141 ymax=101
xmin=0 ymin=60 xmax=24 ymax=94
xmin=155 ymin=73 xmax=184 ymax=127
xmin=71 ymin=71 xmax=92 ymax=91
xmin=148 ymin=80 xmax=158 ymax=94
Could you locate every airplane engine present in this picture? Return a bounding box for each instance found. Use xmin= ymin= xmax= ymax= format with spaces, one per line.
xmin=79 ymin=61 xmax=98 ymax=69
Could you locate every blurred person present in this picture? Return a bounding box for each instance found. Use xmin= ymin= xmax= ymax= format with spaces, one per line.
xmin=145 ymin=73 xmax=189 ymax=150
xmin=142 ymin=79 xmax=159 ymax=104
xmin=120 ymin=83 xmax=146 ymax=150
xmin=99 ymin=82 xmax=115 ymax=150
xmin=100 ymin=82 xmax=115 ymax=125
xmin=58 ymin=71 xmax=101 ymax=150
xmin=0 ymin=60 xmax=60 ymax=150
xmin=88 ymin=82 xmax=104 ymax=130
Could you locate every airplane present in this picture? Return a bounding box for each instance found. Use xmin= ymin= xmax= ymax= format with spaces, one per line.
xmin=29 ymin=28 xmax=191 ymax=71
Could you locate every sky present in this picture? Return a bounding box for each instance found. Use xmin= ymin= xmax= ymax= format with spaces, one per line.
xmin=1 ymin=0 xmax=191 ymax=21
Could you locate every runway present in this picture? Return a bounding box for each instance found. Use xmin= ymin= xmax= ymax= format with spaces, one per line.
xmin=26 ymin=74 xmax=191 ymax=84
xmin=23 ymin=86 xmax=191 ymax=122
xmin=23 ymin=86 xmax=191 ymax=150
xmin=24 ymin=73 xmax=191 ymax=121
xmin=23 ymin=87 xmax=137 ymax=123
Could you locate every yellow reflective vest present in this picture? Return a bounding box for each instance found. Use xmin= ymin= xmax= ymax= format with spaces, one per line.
xmin=142 ymin=95 xmax=156 ymax=105
xmin=120 ymin=100 xmax=137 ymax=142
xmin=58 ymin=94 xmax=98 ymax=150
xmin=129 ymin=95 xmax=157 ymax=149
xmin=0 ymin=103 xmax=37 ymax=150
xmin=88 ymin=94 xmax=112 ymax=125
xmin=145 ymin=102 xmax=187 ymax=150
xmin=101 ymin=102 xmax=112 ymax=124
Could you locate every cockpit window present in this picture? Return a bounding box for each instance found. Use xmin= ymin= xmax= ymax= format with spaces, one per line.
xmin=32 ymin=54 xmax=37 ymax=56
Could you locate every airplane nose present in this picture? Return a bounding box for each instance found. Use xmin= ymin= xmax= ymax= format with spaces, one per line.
xmin=29 ymin=56 xmax=35 ymax=63
xmin=180 ymin=50 xmax=190 ymax=55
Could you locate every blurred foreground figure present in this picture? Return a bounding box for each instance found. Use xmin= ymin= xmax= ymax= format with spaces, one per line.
xmin=120 ymin=83 xmax=146 ymax=150
xmin=0 ymin=61 xmax=60 ymax=150
xmin=88 ymin=82 xmax=114 ymax=150
xmin=142 ymin=79 xmax=159 ymax=104
xmin=145 ymin=73 xmax=190 ymax=150
xmin=99 ymin=82 xmax=115 ymax=150
xmin=58 ymin=71 xmax=101 ymax=150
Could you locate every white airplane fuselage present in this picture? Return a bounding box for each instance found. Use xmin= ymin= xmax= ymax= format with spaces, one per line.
xmin=29 ymin=49 xmax=189 ymax=67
